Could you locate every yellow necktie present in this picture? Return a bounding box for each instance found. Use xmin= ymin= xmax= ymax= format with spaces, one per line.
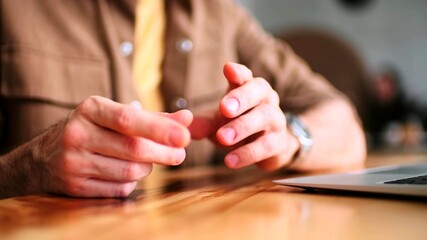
xmin=133 ymin=0 xmax=165 ymax=112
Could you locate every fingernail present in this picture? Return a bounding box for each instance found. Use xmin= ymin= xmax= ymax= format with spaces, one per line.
xmin=174 ymin=149 xmax=186 ymax=165
xmin=220 ymin=127 xmax=236 ymax=144
xmin=224 ymin=97 xmax=239 ymax=113
xmin=226 ymin=154 xmax=239 ymax=168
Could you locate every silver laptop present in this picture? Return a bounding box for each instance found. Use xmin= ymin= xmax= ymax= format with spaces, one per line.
xmin=274 ymin=162 xmax=427 ymax=197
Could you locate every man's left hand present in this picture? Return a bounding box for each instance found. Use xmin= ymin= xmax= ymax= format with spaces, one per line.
xmin=190 ymin=62 xmax=300 ymax=171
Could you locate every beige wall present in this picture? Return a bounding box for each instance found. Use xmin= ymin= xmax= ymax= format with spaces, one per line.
xmin=239 ymin=0 xmax=427 ymax=102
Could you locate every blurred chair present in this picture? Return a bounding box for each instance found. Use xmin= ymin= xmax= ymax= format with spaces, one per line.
xmin=277 ymin=28 xmax=371 ymax=125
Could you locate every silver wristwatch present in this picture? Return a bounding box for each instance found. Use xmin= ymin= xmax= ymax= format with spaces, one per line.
xmin=285 ymin=113 xmax=313 ymax=162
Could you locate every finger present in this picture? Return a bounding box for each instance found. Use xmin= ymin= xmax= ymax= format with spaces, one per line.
xmin=77 ymin=96 xmax=190 ymax=147
xmin=80 ymin=153 xmax=153 ymax=182
xmin=157 ymin=109 xmax=194 ymax=127
xmin=255 ymin=155 xmax=292 ymax=172
xmin=62 ymin=177 xmax=138 ymax=198
xmin=131 ymin=101 xmax=193 ymax=127
xmin=220 ymin=77 xmax=273 ymax=118
xmin=224 ymin=132 xmax=285 ymax=169
xmin=223 ymin=62 xmax=253 ymax=87
xmin=217 ymin=104 xmax=285 ymax=146
xmin=84 ymin=126 xmax=187 ymax=165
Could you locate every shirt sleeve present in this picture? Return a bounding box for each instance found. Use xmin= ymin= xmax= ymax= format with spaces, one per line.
xmin=232 ymin=2 xmax=345 ymax=114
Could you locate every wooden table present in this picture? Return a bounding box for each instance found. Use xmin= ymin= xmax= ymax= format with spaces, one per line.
xmin=1 ymin=153 xmax=426 ymax=240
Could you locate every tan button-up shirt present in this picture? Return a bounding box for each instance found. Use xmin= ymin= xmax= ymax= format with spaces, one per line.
xmin=0 ymin=0 xmax=342 ymax=165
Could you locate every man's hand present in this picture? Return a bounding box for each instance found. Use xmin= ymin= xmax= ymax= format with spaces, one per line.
xmin=190 ymin=63 xmax=300 ymax=171
xmin=1 ymin=96 xmax=192 ymax=198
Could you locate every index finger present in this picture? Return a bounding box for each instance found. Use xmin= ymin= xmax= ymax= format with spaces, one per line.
xmin=78 ymin=96 xmax=191 ymax=148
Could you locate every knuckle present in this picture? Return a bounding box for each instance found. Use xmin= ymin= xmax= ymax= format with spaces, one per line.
xmin=62 ymin=121 xmax=87 ymax=148
xmin=259 ymin=137 xmax=274 ymax=155
xmin=75 ymin=101 xmax=88 ymax=116
xmin=242 ymin=145 xmax=258 ymax=164
xmin=265 ymin=104 xmax=286 ymax=129
xmin=121 ymin=163 xmax=140 ymax=181
xmin=233 ymin=88 xmax=249 ymax=106
xmin=260 ymin=104 xmax=277 ymax=122
xmin=125 ymin=137 xmax=145 ymax=159
xmin=233 ymin=118 xmax=250 ymax=136
xmin=77 ymin=96 xmax=99 ymax=116
xmin=255 ymin=77 xmax=272 ymax=92
xmin=117 ymin=106 xmax=135 ymax=132
xmin=63 ymin=179 xmax=84 ymax=196
xmin=60 ymin=152 xmax=79 ymax=174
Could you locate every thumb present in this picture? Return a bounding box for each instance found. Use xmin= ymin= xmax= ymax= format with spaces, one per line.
xmin=223 ymin=62 xmax=253 ymax=87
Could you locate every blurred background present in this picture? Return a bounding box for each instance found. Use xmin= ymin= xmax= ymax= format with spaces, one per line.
xmin=239 ymin=0 xmax=427 ymax=152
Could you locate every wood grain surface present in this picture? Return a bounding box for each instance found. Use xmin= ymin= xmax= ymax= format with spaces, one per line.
xmin=0 ymin=153 xmax=426 ymax=240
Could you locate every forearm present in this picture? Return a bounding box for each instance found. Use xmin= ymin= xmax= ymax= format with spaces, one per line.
xmin=291 ymin=99 xmax=367 ymax=171
xmin=0 ymin=121 xmax=63 ymax=199
xmin=0 ymin=139 xmax=44 ymax=198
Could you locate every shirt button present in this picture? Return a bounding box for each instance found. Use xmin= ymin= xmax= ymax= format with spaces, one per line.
xmin=130 ymin=100 xmax=142 ymax=110
xmin=120 ymin=41 xmax=133 ymax=56
xmin=176 ymin=39 xmax=193 ymax=53
xmin=174 ymin=97 xmax=188 ymax=110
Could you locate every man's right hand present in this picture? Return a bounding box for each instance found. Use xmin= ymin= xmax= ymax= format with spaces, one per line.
xmin=2 ymin=96 xmax=192 ymax=198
